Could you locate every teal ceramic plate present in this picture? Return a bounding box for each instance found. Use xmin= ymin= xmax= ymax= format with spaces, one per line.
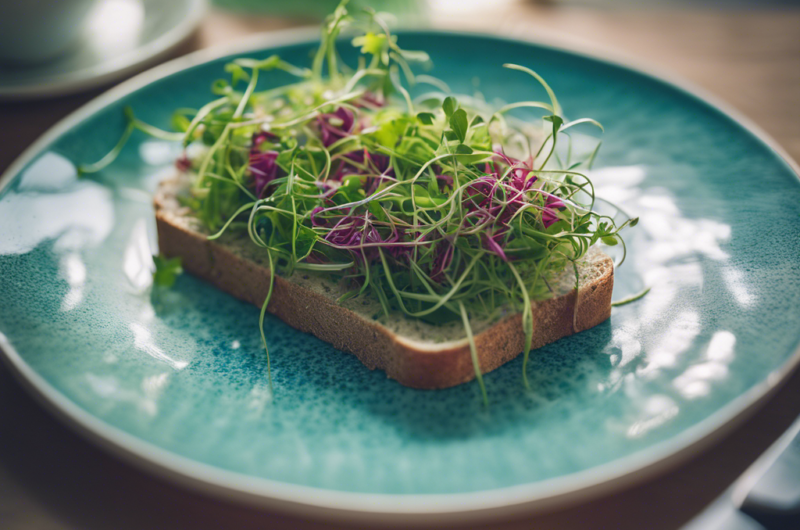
xmin=1 ymin=29 xmax=799 ymax=525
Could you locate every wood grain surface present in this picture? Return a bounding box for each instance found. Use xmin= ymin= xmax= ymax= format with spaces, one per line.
xmin=1 ymin=3 xmax=799 ymax=529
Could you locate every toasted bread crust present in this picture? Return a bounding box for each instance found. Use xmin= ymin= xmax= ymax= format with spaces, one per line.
xmin=154 ymin=180 xmax=613 ymax=389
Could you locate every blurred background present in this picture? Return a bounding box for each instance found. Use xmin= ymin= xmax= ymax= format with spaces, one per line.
xmin=1 ymin=1 xmax=799 ymax=529
xmin=1 ymin=0 xmax=799 ymax=172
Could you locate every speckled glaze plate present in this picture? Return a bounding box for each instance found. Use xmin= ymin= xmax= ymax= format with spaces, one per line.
xmin=1 ymin=29 xmax=799 ymax=526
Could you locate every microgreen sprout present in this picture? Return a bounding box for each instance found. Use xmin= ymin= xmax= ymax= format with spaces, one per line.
xmin=611 ymin=287 xmax=651 ymax=307
xmin=83 ymin=0 xmax=637 ymax=403
xmin=78 ymin=107 xmax=182 ymax=176
xmin=152 ymin=254 xmax=183 ymax=288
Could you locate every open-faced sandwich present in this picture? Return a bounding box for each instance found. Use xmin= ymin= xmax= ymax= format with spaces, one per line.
xmin=82 ymin=1 xmax=637 ymax=402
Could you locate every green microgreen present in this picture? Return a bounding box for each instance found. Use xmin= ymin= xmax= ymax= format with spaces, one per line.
xmin=82 ymin=0 xmax=637 ymax=403
xmin=611 ymin=286 xmax=651 ymax=307
xmin=152 ymin=254 xmax=183 ymax=288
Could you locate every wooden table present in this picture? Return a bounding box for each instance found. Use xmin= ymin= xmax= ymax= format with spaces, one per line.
xmin=2 ymin=3 xmax=799 ymax=529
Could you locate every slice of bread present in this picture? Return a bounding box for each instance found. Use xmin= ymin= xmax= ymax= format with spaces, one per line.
xmin=154 ymin=173 xmax=614 ymax=389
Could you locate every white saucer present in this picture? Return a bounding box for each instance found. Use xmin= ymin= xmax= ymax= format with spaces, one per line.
xmin=0 ymin=0 xmax=206 ymax=100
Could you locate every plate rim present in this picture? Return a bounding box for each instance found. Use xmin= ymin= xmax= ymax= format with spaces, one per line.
xmin=0 ymin=0 xmax=208 ymax=100
xmin=1 ymin=26 xmax=800 ymax=526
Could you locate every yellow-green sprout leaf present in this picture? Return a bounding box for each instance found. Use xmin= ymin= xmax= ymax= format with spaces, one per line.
xmin=450 ymin=108 xmax=468 ymax=143
xmin=352 ymin=32 xmax=387 ymax=57
xmin=416 ymin=112 xmax=435 ymax=125
xmin=153 ymin=254 xmax=183 ymax=288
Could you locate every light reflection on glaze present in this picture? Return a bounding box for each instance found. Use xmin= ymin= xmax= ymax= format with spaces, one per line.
xmin=17 ymin=152 xmax=77 ymax=191
xmin=594 ymin=163 xmax=751 ymax=435
xmin=123 ymin=218 xmax=154 ymax=291
xmin=138 ymin=140 xmax=182 ymax=167
xmin=0 ymin=153 xmax=114 ymax=256
xmin=141 ymin=372 xmax=171 ymax=416
xmin=639 ymin=265 xmax=695 ymax=323
xmin=722 ymin=267 xmax=755 ymax=308
xmin=0 ymin=185 xmax=114 ymax=255
xmin=706 ymin=331 xmax=736 ymax=362
xmin=129 ymin=313 xmax=188 ymax=371
xmin=599 ymin=328 xmax=642 ymax=394
xmin=84 ymin=372 xmax=153 ymax=414
xmin=85 ymin=371 xmax=166 ymax=416
xmin=246 ymin=383 xmax=273 ymax=415
xmin=59 ymin=253 xmax=87 ymax=312
xmin=673 ymin=331 xmax=737 ymax=399
xmin=626 ymin=395 xmax=680 ymax=438
xmin=639 ymin=311 xmax=701 ymax=376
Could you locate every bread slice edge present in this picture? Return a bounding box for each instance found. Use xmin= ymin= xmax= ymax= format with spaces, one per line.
xmin=153 ymin=174 xmax=614 ymax=389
